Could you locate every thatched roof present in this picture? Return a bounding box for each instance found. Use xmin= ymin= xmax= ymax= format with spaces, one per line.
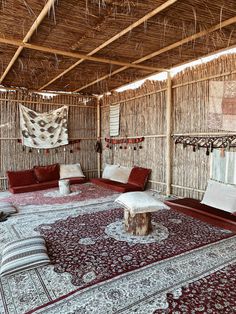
xmin=0 ymin=0 xmax=236 ymax=95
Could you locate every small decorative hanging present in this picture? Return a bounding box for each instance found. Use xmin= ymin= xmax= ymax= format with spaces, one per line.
xmin=105 ymin=136 xmax=145 ymax=150
xmin=17 ymin=138 xmax=81 ymax=154
xmin=173 ymin=135 xmax=236 ymax=156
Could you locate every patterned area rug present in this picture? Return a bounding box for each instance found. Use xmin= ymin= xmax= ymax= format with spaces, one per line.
xmin=154 ymin=263 xmax=236 ymax=314
xmin=0 ymin=183 xmax=119 ymax=213
xmin=0 ymin=185 xmax=236 ymax=314
xmin=37 ymin=208 xmax=233 ymax=287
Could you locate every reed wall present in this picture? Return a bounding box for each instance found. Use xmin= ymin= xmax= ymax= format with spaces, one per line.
xmin=101 ymin=54 xmax=236 ymax=199
xmin=0 ymin=90 xmax=97 ymax=190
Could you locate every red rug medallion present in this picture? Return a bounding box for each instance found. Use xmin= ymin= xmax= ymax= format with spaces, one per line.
xmin=36 ymin=208 xmax=234 ymax=287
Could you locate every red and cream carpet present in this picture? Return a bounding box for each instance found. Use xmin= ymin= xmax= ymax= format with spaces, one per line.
xmin=0 ymin=183 xmax=235 ymax=314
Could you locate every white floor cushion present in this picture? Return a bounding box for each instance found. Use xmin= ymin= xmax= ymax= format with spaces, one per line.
xmin=110 ymin=166 xmax=132 ymax=183
xmin=115 ymin=191 xmax=170 ymax=215
xmin=60 ymin=163 xmax=85 ymax=179
xmin=0 ymin=236 xmax=50 ymax=277
xmin=102 ymin=164 xmax=119 ymax=179
xmin=201 ymin=179 xmax=236 ymax=214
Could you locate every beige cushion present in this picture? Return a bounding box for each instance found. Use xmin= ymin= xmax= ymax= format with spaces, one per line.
xmin=115 ymin=191 xmax=170 ymax=215
xmin=102 ymin=164 xmax=119 ymax=179
xmin=60 ymin=163 xmax=85 ymax=179
xmin=0 ymin=202 xmax=17 ymax=214
xmin=110 ymin=166 xmax=132 ymax=183
xmin=201 ymin=179 xmax=236 ymax=213
xmin=0 ymin=236 xmax=50 ymax=277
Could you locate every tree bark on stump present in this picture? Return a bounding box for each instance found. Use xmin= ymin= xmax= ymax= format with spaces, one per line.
xmin=124 ymin=209 xmax=152 ymax=236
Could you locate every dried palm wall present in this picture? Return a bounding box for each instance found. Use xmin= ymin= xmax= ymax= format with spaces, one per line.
xmin=0 ymin=90 xmax=97 ymax=190
xmin=101 ymin=80 xmax=167 ymax=195
xmin=101 ymin=54 xmax=236 ymax=199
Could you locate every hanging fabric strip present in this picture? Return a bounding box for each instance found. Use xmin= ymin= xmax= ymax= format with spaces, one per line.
xmin=110 ymin=104 xmax=120 ymax=136
xmin=19 ymin=104 xmax=69 ymax=148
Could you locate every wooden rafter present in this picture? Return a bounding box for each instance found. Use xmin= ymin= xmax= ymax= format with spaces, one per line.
xmin=74 ymin=15 xmax=236 ymax=92
xmin=0 ymin=37 xmax=165 ymax=72
xmin=38 ymin=0 xmax=178 ymax=90
xmin=0 ymin=0 xmax=56 ymax=84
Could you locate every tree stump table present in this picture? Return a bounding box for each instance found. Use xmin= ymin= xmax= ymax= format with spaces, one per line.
xmin=115 ymin=191 xmax=169 ymax=236
xmin=124 ymin=209 xmax=152 ymax=236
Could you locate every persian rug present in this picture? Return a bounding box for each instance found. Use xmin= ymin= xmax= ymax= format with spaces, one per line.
xmin=208 ymin=81 xmax=236 ymax=131
xmin=19 ymin=104 xmax=69 ymax=148
xmin=0 ymin=183 xmax=118 ymax=213
xmin=154 ymin=262 xmax=236 ymax=314
xmin=0 ymin=189 xmax=236 ymax=314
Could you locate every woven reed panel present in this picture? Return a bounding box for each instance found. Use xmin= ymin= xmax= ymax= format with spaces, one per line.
xmin=101 ymin=81 xmax=167 ymax=193
xmin=0 ymin=91 xmax=97 ymax=190
xmin=101 ymin=55 xmax=236 ymax=198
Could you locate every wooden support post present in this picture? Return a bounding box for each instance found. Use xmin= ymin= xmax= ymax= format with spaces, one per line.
xmin=166 ymin=72 xmax=172 ymax=196
xmin=97 ymin=98 xmax=101 ymax=178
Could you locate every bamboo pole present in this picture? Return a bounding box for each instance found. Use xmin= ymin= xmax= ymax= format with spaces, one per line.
xmin=39 ymin=0 xmax=177 ymax=90
xmin=0 ymin=137 xmax=97 ymax=140
xmin=101 ymin=88 xmax=167 ymax=107
xmin=0 ymin=37 xmax=165 ymax=72
xmin=0 ymin=0 xmax=56 ymax=83
xmin=75 ymin=16 xmax=236 ymax=92
xmin=171 ymin=184 xmax=205 ymax=193
xmin=0 ymin=98 xmax=96 ymax=108
xmin=173 ymin=132 xmax=236 ymax=136
xmin=172 ymin=69 xmax=236 ymax=89
xmin=0 ymin=85 xmax=95 ymax=98
xmin=97 ymin=98 xmax=101 ymax=178
xmin=0 ymin=169 xmax=98 ymax=180
xmin=148 ymin=180 xmax=166 ymax=185
xmin=166 ymin=72 xmax=172 ymax=196
xmin=101 ymin=134 xmax=166 ymax=140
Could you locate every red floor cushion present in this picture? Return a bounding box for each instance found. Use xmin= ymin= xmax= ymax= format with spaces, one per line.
xmin=9 ymin=180 xmax=59 ymax=194
xmin=128 ymin=166 xmax=151 ymax=190
xmin=7 ymin=169 xmax=37 ymax=187
xmin=34 ymin=164 xmax=60 ymax=182
xmin=90 ymin=178 xmax=143 ymax=193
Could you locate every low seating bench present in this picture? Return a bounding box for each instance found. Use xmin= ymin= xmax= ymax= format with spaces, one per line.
xmin=91 ymin=166 xmax=151 ymax=193
xmin=165 ymin=198 xmax=236 ymax=232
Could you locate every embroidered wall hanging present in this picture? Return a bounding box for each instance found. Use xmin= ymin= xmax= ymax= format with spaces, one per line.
xmin=19 ymin=104 xmax=69 ymax=148
xmin=209 ymin=81 xmax=236 ymax=131
xmin=110 ymin=104 xmax=120 ymax=136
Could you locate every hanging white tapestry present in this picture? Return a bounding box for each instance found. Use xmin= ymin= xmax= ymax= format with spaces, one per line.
xmin=208 ymin=81 xmax=236 ymax=131
xmin=110 ymin=104 xmax=120 ymax=136
xmin=19 ymin=104 xmax=69 ymax=148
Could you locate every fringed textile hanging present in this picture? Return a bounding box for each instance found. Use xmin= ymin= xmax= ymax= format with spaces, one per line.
xmin=173 ymin=135 xmax=236 ymax=156
xmin=105 ymin=136 xmax=144 ymax=150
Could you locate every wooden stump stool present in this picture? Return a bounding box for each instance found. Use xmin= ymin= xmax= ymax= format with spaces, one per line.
xmin=115 ymin=191 xmax=169 ymax=237
xmin=124 ymin=209 xmax=152 ymax=236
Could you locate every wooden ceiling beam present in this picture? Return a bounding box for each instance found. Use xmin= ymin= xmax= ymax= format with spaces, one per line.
xmin=74 ymin=15 xmax=236 ymax=92
xmin=0 ymin=37 xmax=165 ymax=72
xmin=39 ymin=0 xmax=178 ymax=90
xmin=0 ymin=0 xmax=56 ymax=84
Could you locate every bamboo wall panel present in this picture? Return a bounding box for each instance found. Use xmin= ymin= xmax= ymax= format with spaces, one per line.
xmin=101 ymin=80 xmax=167 ymax=194
xmin=0 ymin=90 xmax=97 ymax=190
xmin=101 ymin=55 xmax=236 ymax=199
xmin=172 ymin=55 xmax=236 ymax=198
